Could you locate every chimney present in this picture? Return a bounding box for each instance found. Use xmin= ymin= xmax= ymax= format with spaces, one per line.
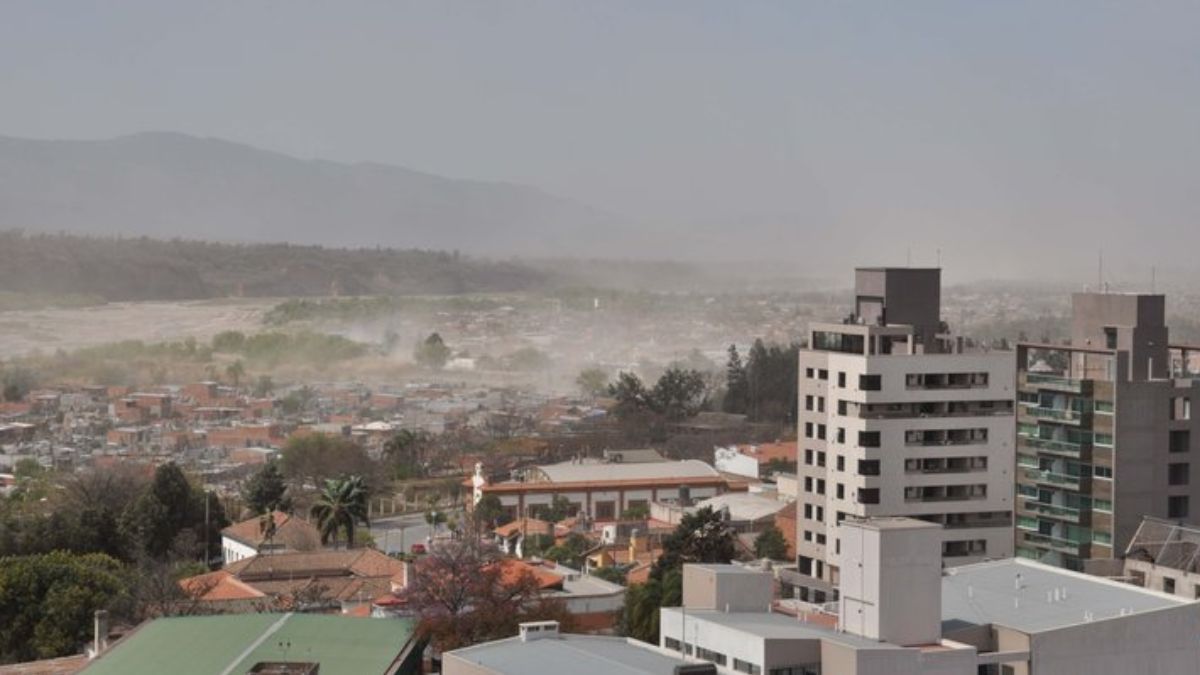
xmin=91 ymin=609 xmax=109 ymax=658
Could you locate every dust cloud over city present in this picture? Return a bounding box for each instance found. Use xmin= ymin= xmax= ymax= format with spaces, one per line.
xmin=4 ymin=3 xmax=1200 ymax=675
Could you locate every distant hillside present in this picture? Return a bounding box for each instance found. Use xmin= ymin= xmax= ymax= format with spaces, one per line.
xmin=0 ymin=232 xmax=549 ymax=301
xmin=0 ymin=132 xmax=627 ymax=256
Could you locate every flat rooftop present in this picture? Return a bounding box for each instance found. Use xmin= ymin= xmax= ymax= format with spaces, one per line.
xmin=83 ymin=613 xmax=414 ymax=675
xmin=445 ymin=634 xmax=691 ymax=675
xmin=662 ymin=608 xmax=904 ymax=651
xmin=534 ymin=459 xmax=719 ymax=484
xmin=942 ymin=558 xmax=1188 ymax=634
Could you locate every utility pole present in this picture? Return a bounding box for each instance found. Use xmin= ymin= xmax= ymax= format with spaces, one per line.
xmin=204 ymin=491 xmax=210 ymax=568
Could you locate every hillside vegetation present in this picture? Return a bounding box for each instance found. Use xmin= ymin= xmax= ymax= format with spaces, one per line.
xmin=0 ymin=232 xmax=548 ymax=301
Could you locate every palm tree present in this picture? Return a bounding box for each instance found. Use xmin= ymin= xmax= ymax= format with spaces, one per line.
xmin=310 ymin=476 xmax=370 ymax=548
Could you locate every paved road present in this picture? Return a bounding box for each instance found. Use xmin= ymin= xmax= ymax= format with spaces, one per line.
xmin=370 ymin=509 xmax=462 ymax=554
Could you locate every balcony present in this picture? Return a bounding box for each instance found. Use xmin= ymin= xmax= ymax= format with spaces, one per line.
xmin=1023 ymin=373 xmax=1085 ymax=393
xmin=1021 ymin=467 xmax=1085 ymax=491
xmin=1021 ymin=405 xmax=1084 ymax=425
xmin=1019 ymin=498 xmax=1082 ymax=523
xmin=1018 ymin=435 xmax=1087 ymax=459
xmin=1021 ymin=531 xmax=1084 ymax=556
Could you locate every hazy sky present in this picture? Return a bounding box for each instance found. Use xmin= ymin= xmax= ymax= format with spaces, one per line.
xmin=3 ymin=1 xmax=1200 ymax=277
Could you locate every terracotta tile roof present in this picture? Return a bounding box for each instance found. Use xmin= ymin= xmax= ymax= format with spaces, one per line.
xmin=180 ymin=570 xmax=265 ymax=602
xmin=489 ymin=558 xmax=564 ymax=591
xmin=181 ymin=549 xmax=403 ymax=605
xmin=221 ymin=511 xmax=321 ymax=551
xmin=493 ymin=518 xmax=553 ymax=538
xmin=224 ymin=549 xmax=402 ymax=581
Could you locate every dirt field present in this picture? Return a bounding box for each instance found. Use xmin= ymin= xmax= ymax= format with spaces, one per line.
xmin=0 ymin=299 xmax=276 ymax=359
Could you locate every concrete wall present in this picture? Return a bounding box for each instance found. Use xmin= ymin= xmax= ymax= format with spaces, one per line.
xmin=837 ymin=520 xmax=943 ymax=646
xmin=1029 ymin=602 xmax=1200 ymax=675
xmin=681 ymin=565 xmax=773 ymax=612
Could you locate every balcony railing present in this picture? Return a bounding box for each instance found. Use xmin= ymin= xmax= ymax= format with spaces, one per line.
xmin=1021 ymin=467 xmax=1084 ymax=490
xmin=1023 ymin=405 xmax=1084 ymax=424
xmin=1022 ymin=531 xmax=1084 ymax=556
xmin=1019 ymin=498 xmax=1082 ymax=523
xmin=1018 ymin=435 xmax=1087 ymax=458
xmin=1024 ymin=373 xmax=1085 ymax=392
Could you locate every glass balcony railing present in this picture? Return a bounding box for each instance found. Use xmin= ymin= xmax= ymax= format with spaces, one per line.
xmin=1019 ymin=499 xmax=1082 ymax=523
xmin=1025 ymin=373 xmax=1085 ymax=391
xmin=1022 ymin=468 xmax=1084 ymax=490
xmin=1022 ymin=531 xmax=1084 ymax=555
xmin=1023 ymin=406 xmax=1084 ymax=423
xmin=1018 ymin=435 xmax=1086 ymax=458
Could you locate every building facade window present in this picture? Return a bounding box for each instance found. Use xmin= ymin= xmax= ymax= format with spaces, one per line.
xmin=1169 ymin=462 xmax=1190 ymax=486
xmin=1169 ymin=495 xmax=1190 ymax=519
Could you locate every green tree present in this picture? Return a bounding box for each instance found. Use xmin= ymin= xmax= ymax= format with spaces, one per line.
xmin=620 ymin=503 xmax=650 ymax=521
xmin=591 ymin=565 xmax=628 ymax=586
xmin=654 ymin=506 xmax=737 ymax=579
xmin=280 ymin=433 xmax=375 ymax=489
xmin=722 ymin=344 xmax=749 ymax=414
xmin=753 ymin=524 xmax=789 ymax=560
xmin=608 ymin=371 xmax=652 ymax=419
xmin=622 ymin=507 xmax=734 ymax=643
xmin=541 ymin=533 xmax=592 ymax=569
xmin=473 ymin=494 xmax=507 ymax=529
xmin=575 ymin=368 xmax=610 ymax=399
xmin=224 ymin=359 xmax=245 ymax=387
xmin=119 ymin=463 xmax=227 ymax=562
xmin=542 ymin=495 xmax=575 ymax=523
xmin=414 ymin=332 xmax=452 ymax=369
xmin=621 ymin=566 xmax=682 ymax=644
xmin=241 ymin=460 xmax=291 ymax=515
xmin=310 ymin=476 xmax=370 ymax=548
xmin=0 ymin=366 xmax=36 ymax=402
xmin=649 ymin=367 xmax=707 ymax=421
xmin=0 ymin=551 xmax=128 ymax=663
xmin=252 ymin=374 xmax=275 ymax=398
xmin=211 ymin=330 xmax=246 ymax=352
xmin=383 ymin=429 xmax=430 ymax=480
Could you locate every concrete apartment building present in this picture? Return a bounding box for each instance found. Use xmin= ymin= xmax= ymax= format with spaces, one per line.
xmin=1015 ymin=292 xmax=1200 ymax=571
xmin=794 ymin=268 xmax=1015 ymax=600
xmin=444 ymin=518 xmax=1200 ymax=675
xmin=660 ymin=518 xmax=1200 ymax=675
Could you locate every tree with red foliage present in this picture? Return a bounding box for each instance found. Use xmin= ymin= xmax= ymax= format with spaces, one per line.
xmin=401 ymin=537 xmax=575 ymax=652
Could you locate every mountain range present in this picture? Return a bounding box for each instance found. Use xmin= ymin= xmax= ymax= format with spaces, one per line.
xmin=0 ymin=132 xmax=630 ymax=257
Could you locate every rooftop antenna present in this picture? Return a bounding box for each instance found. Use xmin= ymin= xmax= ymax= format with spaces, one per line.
xmin=1098 ymin=250 xmax=1104 ymax=293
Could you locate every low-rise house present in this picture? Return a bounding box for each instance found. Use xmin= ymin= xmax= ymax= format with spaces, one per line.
xmin=473 ymin=459 xmax=745 ymax=522
xmin=181 ymin=549 xmax=406 ymax=613
xmin=206 ymin=423 xmax=285 ymax=449
xmin=713 ymin=441 xmax=796 ymax=479
xmin=221 ymin=511 xmax=322 ymax=565
xmin=1102 ymin=516 xmax=1200 ymax=598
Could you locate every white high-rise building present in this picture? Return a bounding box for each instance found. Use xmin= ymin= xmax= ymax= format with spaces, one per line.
xmin=793 ymin=267 xmax=1015 ymax=601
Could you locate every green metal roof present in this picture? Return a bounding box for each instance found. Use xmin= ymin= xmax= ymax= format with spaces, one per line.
xmin=83 ymin=613 xmax=415 ymax=675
